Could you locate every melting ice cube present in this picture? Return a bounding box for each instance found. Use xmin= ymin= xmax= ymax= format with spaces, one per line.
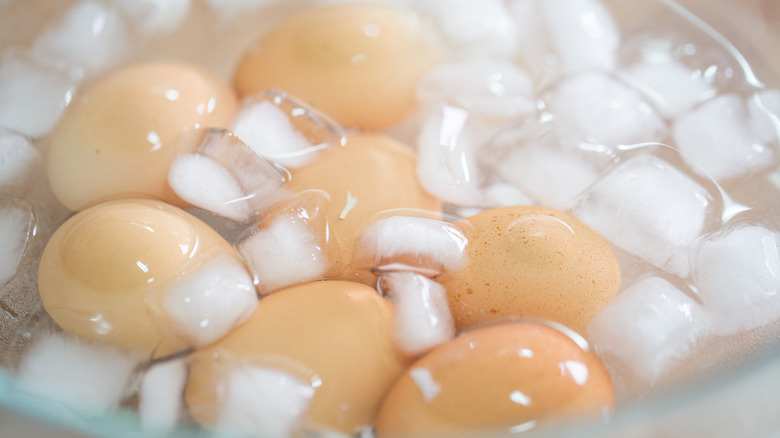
xmin=0 ymin=129 xmax=41 ymax=194
xmin=422 ymin=0 xmax=518 ymax=57
xmin=0 ymin=200 xmax=34 ymax=287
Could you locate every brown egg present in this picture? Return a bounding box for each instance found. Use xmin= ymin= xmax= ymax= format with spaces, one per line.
xmin=38 ymin=198 xmax=253 ymax=355
xmin=233 ymin=3 xmax=438 ymax=131
xmin=375 ymin=321 xmax=614 ymax=437
xmin=437 ymin=205 xmax=620 ymax=335
xmin=48 ymin=62 xmax=238 ymax=211
xmin=286 ymin=134 xmax=441 ymax=284
xmin=185 ymin=280 xmax=410 ymax=435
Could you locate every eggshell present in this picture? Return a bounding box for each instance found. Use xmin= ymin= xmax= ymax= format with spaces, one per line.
xmin=48 ymin=62 xmax=238 ymax=211
xmin=233 ymin=3 xmax=438 ymax=131
xmin=286 ymin=134 xmax=441 ymax=284
xmin=185 ymin=280 xmax=410 ymax=435
xmin=437 ymin=205 xmax=620 ymax=335
xmin=37 ymin=198 xmax=246 ymax=355
xmin=375 ymin=321 xmax=614 ymax=436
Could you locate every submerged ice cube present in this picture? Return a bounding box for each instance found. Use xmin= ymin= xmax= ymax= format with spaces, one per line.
xmin=571 ymin=154 xmax=712 ymax=277
xmin=0 ymin=49 xmax=80 ymax=138
xmin=747 ymin=89 xmax=780 ymax=145
xmin=139 ymin=358 xmax=187 ymax=433
xmin=0 ymin=200 xmax=34 ymax=287
xmin=673 ymin=94 xmax=775 ymax=181
xmin=109 ymin=0 xmax=191 ymax=36
xmin=692 ymin=224 xmax=780 ymax=336
xmin=423 ymin=0 xmax=518 ymax=57
xmin=0 ymin=129 xmax=41 ymax=194
xmin=588 ymin=276 xmax=712 ymax=386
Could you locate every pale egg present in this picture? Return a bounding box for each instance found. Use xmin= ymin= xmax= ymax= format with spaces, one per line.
xmin=286 ymin=134 xmax=441 ymax=285
xmin=437 ymin=205 xmax=621 ymax=335
xmin=233 ymin=3 xmax=439 ymax=131
xmin=37 ymin=198 xmax=256 ymax=356
xmin=185 ymin=280 xmax=410 ymax=435
xmin=47 ymin=62 xmax=238 ymax=211
xmin=375 ymin=321 xmax=615 ymax=436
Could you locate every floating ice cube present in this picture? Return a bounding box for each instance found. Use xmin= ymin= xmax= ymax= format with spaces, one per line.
xmin=379 ymin=272 xmax=455 ymax=356
xmin=109 ymin=0 xmax=191 ymax=36
xmin=588 ymin=276 xmax=713 ymax=385
xmin=540 ymin=0 xmax=619 ymax=72
xmin=545 ymin=71 xmax=668 ymax=146
xmin=692 ymin=224 xmax=780 ymax=336
xmin=158 ymin=252 xmax=257 ymax=348
xmin=571 ymin=154 xmax=711 ymax=277
xmin=16 ymin=333 xmax=137 ymax=414
xmin=139 ymin=358 xmax=187 ymax=433
xmin=0 ymin=129 xmax=41 ymax=194
xmin=621 ymin=58 xmax=717 ymax=118
xmin=355 ymin=215 xmax=468 ymax=277
xmin=213 ymin=364 xmax=314 ymax=438
xmin=423 ymin=0 xmax=518 ymax=57
xmin=202 ymin=0 xmax=282 ymax=21
xmin=32 ymin=1 xmax=130 ymax=76
xmin=168 ymin=129 xmax=289 ymax=222
xmin=232 ymin=90 xmax=345 ymax=169
xmin=673 ymin=94 xmax=775 ymax=181
xmin=416 ymin=104 xmax=491 ymax=207
xmin=238 ymin=191 xmax=331 ymax=295
xmin=0 ymin=200 xmax=34 ymax=287
xmin=416 ymin=58 xmax=535 ymax=120
xmin=507 ymin=0 xmax=550 ymax=76
xmin=0 ymin=49 xmax=80 ymax=138
xmin=747 ymin=89 xmax=780 ymax=145
xmin=483 ymin=182 xmax=534 ymax=207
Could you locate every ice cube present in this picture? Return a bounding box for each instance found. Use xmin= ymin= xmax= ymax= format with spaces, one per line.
xmin=32 ymin=1 xmax=130 ymax=76
xmin=168 ymin=129 xmax=290 ymax=222
xmin=379 ymin=272 xmax=455 ymax=356
xmin=482 ymin=182 xmax=534 ymax=207
xmin=673 ymin=94 xmax=775 ymax=181
xmin=213 ymin=364 xmax=314 ymax=438
xmin=0 ymin=49 xmax=80 ymax=138
xmin=355 ymin=215 xmax=468 ymax=277
xmin=416 ymin=104 xmax=492 ymax=207
xmin=621 ymin=58 xmax=717 ymax=118
xmin=588 ymin=276 xmax=713 ymax=386
xmin=0 ymin=129 xmax=41 ymax=194
xmin=571 ymin=154 xmax=711 ymax=277
xmin=540 ymin=0 xmax=619 ymax=72
xmin=16 ymin=333 xmax=137 ymax=414
xmin=747 ymin=89 xmax=780 ymax=145
xmin=237 ymin=191 xmax=332 ymax=295
xmin=231 ymin=90 xmax=346 ymax=169
xmin=545 ymin=71 xmax=668 ymax=146
xmin=416 ymin=58 xmax=535 ymax=120
xmin=202 ymin=0 xmax=281 ymax=21
xmin=157 ymin=252 xmax=257 ymax=348
xmin=423 ymin=0 xmax=518 ymax=57
xmin=0 ymin=200 xmax=34 ymax=287
xmin=692 ymin=224 xmax=780 ymax=336
xmin=139 ymin=358 xmax=187 ymax=433
xmin=109 ymin=0 xmax=191 ymax=36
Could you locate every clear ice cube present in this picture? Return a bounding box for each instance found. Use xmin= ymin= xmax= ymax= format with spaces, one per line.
xmin=109 ymin=0 xmax=191 ymax=37
xmin=0 ymin=129 xmax=41 ymax=195
xmin=422 ymin=0 xmax=518 ymax=57
xmin=0 ymin=199 xmax=34 ymax=288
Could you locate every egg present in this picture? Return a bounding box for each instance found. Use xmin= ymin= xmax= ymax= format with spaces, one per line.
xmin=286 ymin=134 xmax=441 ymax=284
xmin=37 ymin=198 xmax=255 ymax=355
xmin=233 ymin=3 xmax=438 ymax=131
xmin=48 ymin=62 xmax=238 ymax=211
xmin=375 ymin=321 xmax=615 ymax=437
xmin=437 ymin=205 xmax=620 ymax=335
xmin=185 ymin=280 xmax=410 ymax=435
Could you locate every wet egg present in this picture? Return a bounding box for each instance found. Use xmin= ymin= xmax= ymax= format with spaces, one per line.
xmin=37 ymin=198 xmax=251 ymax=355
xmin=48 ymin=62 xmax=238 ymax=211
xmin=286 ymin=134 xmax=441 ymax=284
xmin=375 ymin=321 xmax=615 ymax=436
xmin=437 ymin=205 xmax=621 ymax=335
xmin=185 ymin=280 xmax=410 ymax=435
xmin=233 ymin=3 xmax=438 ymax=131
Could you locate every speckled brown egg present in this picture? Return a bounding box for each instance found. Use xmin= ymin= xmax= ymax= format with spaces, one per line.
xmin=375 ymin=321 xmax=615 ymax=437
xmin=185 ymin=280 xmax=411 ymax=435
xmin=437 ymin=205 xmax=620 ymax=335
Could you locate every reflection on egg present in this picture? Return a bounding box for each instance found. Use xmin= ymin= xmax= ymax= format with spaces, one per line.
xmin=233 ymin=3 xmax=438 ymax=131
xmin=375 ymin=321 xmax=614 ymax=436
xmin=37 ymin=198 xmax=253 ymax=355
xmin=185 ymin=280 xmax=410 ymax=435
xmin=437 ymin=206 xmax=621 ymax=335
xmin=286 ymin=134 xmax=441 ymax=285
xmin=48 ymin=62 xmax=238 ymax=211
